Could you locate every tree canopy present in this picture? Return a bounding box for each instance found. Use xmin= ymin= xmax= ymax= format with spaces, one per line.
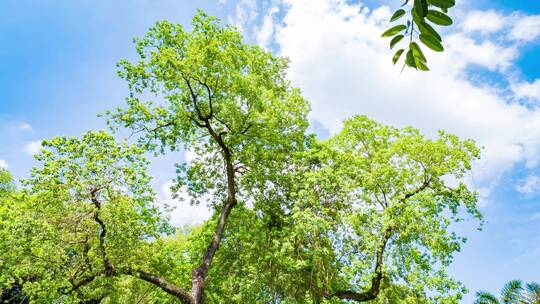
xmin=0 ymin=10 xmax=481 ymax=304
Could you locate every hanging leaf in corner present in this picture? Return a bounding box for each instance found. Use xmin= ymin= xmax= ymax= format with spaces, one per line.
xmin=390 ymin=35 xmax=405 ymax=49
xmin=393 ymin=49 xmax=405 ymax=65
xmin=382 ymin=0 xmax=455 ymax=71
xmin=426 ymin=10 xmax=453 ymax=26
xmin=390 ymin=9 xmax=406 ymax=22
xmin=419 ymin=34 xmax=444 ymax=52
xmin=381 ymin=25 xmax=407 ymax=37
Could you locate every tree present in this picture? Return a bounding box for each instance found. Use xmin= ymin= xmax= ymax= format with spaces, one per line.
xmin=475 ymin=280 xmax=540 ymax=304
xmin=107 ymin=10 xmax=310 ymax=304
xmin=0 ymin=132 xmax=170 ymax=302
xmin=183 ymin=115 xmax=481 ymax=303
xmin=0 ymin=10 xmax=480 ymax=304
xmin=383 ymin=0 xmax=456 ymax=70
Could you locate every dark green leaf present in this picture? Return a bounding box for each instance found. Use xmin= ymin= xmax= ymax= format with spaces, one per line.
xmin=426 ymin=10 xmax=453 ymax=26
xmin=410 ymin=42 xmax=426 ymax=62
xmin=414 ymin=0 xmax=428 ymax=17
xmin=416 ymin=20 xmax=442 ymax=41
xmin=381 ymin=25 xmax=407 ymax=38
xmin=419 ymin=34 xmax=444 ymax=52
xmin=405 ymin=49 xmax=416 ymax=68
xmin=390 ymin=35 xmax=405 ymax=49
xmin=390 ymin=9 xmax=406 ymax=22
xmin=428 ymin=0 xmax=455 ymax=9
xmin=393 ymin=49 xmax=405 ymax=65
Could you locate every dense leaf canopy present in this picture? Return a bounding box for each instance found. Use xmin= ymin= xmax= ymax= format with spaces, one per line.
xmin=0 ymin=10 xmax=482 ymax=304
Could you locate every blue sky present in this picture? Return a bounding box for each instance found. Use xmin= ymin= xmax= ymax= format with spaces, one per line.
xmin=1 ymin=0 xmax=539 ymax=302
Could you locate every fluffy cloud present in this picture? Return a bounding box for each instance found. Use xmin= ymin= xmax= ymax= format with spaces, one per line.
xmin=512 ymin=79 xmax=540 ymax=101
xmin=461 ymin=10 xmax=506 ymax=34
xmin=228 ymin=0 xmax=258 ymax=33
xmin=0 ymin=159 xmax=8 ymax=169
xmin=24 ymin=140 xmax=42 ymax=155
xmin=159 ymin=180 xmax=212 ymax=227
xmin=461 ymin=10 xmax=540 ymax=43
xmin=516 ymin=175 xmax=540 ymax=195
xmin=509 ymin=15 xmax=540 ymax=42
xmin=228 ymin=0 xmax=540 ymax=203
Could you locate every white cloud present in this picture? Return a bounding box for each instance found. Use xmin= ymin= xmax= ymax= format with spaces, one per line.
xmin=25 ymin=140 xmax=42 ymax=155
xmin=462 ymin=10 xmax=506 ymax=34
xmin=509 ymin=15 xmax=540 ymax=42
xmin=228 ymin=0 xmax=258 ymax=33
xmin=255 ymin=5 xmax=279 ymax=49
xmin=512 ymin=79 xmax=540 ymax=101
xmin=20 ymin=123 xmax=32 ymax=131
xmin=0 ymin=159 xmax=8 ymax=169
xmin=258 ymin=0 xmax=540 ymax=204
xmin=159 ymin=180 xmax=212 ymax=227
xmin=516 ymin=175 xmax=540 ymax=195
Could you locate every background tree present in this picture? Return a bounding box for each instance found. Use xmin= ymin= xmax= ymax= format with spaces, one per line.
xmin=0 ymin=132 xmax=169 ymax=303
xmin=475 ymin=280 xmax=540 ymax=304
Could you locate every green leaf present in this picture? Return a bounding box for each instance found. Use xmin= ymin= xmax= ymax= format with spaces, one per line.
xmin=410 ymin=42 xmax=426 ymax=62
xmin=415 ymin=58 xmax=430 ymax=71
xmin=428 ymin=0 xmax=455 ymax=9
xmin=426 ymin=10 xmax=453 ymax=26
xmin=416 ymin=21 xmax=442 ymax=41
xmin=392 ymin=49 xmax=405 ymax=65
xmin=419 ymin=34 xmax=444 ymax=52
xmin=381 ymin=25 xmax=407 ymax=37
xmin=405 ymin=49 xmax=416 ymax=68
xmin=414 ymin=0 xmax=428 ymax=17
xmin=411 ymin=43 xmax=429 ymax=71
xmin=390 ymin=9 xmax=406 ymax=22
xmin=390 ymin=35 xmax=405 ymax=49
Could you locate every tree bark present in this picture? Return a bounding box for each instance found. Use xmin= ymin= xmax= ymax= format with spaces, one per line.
xmin=332 ymin=226 xmax=393 ymax=302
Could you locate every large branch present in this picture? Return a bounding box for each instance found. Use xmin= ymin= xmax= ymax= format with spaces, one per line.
xmin=332 ymin=226 xmax=393 ymax=302
xmin=127 ymin=269 xmax=194 ymax=304
xmin=89 ymin=189 xmax=114 ymax=276
xmin=191 ymin=120 xmax=238 ymax=303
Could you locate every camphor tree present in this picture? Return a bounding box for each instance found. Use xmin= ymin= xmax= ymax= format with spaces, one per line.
xmin=106 ymin=10 xmax=311 ymax=304
xmin=0 ymin=9 xmax=482 ymax=304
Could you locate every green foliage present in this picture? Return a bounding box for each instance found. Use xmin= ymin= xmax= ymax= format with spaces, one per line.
xmin=383 ymin=0 xmax=455 ymax=70
xmin=0 ymin=131 xmax=169 ymax=303
xmin=174 ymin=115 xmax=481 ymax=303
xmin=0 ymin=10 xmax=483 ymax=304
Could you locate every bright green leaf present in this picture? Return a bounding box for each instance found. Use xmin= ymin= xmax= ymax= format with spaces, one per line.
xmin=390 ymin=35 xmax=405 ymax=49
xmin=393 ymin=49 xmax=405 ymax=65
xmin=419 ymin=33 xmax=444 ymax=52
xmin=381 ymin=24 xmax=407 ymax=37
xmin=428 ymin=0 xmax=455 ymax=9
xmin=426 ymin=10 xmax=453 ymax=26
xmin=390 ymin=9 xmax=406 ymax=22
